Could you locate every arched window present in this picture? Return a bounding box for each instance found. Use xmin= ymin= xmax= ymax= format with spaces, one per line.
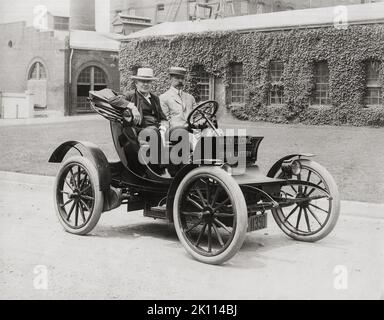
xmin=28 ymin=62 xmax=47 ymax=80
xmin=77 ymin=66 xmax=107 ymax=112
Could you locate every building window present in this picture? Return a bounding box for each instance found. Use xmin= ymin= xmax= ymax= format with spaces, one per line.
xmin=193 ymin=66 xmax=211 ymax=102
xmin=53 ymin=16 xmax=69 ymax=31
xmin=269 ymin=61 xmax=284 ymax=105
xmin=364 ymin=60 xmax=382 ymax=106
xmin=156 ymin=3 xmax=166 ymax=23
xmin=313 ymin=61 xmax=330 ymax=105
xmin=229 ymin=63 xmax=245 ymax=104
xmin=77 ymin=66 xmax=107 ymax=112
xmin=256 ymin=2 xmax=265 ymax=14
xmin=28 ymin=62 xmax=47 ymax=80
xmin=240 ymin=1 xmax=249 ymax=15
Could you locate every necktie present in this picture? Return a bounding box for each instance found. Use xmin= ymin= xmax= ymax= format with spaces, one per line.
xmin=178 ymin=90 xmax=186 ymax=112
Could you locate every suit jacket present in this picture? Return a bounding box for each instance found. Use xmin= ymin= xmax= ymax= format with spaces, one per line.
xmin=160 ymin=87 xmax=197 ymax=129
xmin=124 ymin=90 xmax=168 ymax=129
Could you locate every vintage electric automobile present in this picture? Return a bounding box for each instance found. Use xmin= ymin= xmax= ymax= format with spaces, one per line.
xmin=49 ymin=90 xmax=340 ymax=265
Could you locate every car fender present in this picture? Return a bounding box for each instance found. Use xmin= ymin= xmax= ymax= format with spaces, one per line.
xmin=267 ymin=153 xmax=315 ymax=178
xmin=48 ymin=140 xmax=111 ymax=191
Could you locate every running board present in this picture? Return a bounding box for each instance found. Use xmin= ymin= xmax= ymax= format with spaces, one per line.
xmin=144 ymin=206 xmax=168 ymax=220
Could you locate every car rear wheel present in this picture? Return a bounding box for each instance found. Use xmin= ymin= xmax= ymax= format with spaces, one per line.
xmin=271 ymin=159 xmax=340 ymax=242
xmin=53 ymin=156 xmax=104 ymax=235
xmin=173 ymin=166 xmax=248 ymax=265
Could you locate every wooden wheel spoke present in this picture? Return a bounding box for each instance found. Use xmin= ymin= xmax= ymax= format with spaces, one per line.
xmin=284 ymin=205 xmax=299 ymax=222
xmin=215 ymin=212 xmax=234 ymax=218
xmin=181 ymin=211 xmax=202 ymax=217
xmin=296 ymin=208 xmax=303 ymax=229
xmin=79 ymin=201 xmax=86 ymax=223
xmin=65 ymin=178 xmax=74 ymax=191
xmin=309 ymin=203 xmax=329 ymax=214
xmin=214 ymin=218 xmax=232 ymax=234
xmin=212 ymin=223 xmax=224 ymax=247
xmin=186 ymin=197 xmax=204 ymax=211
xmin=210 ymin=185 xmax=221 ymax=206
xmin=297 ymin=174 xmax=303 ymax=193
xmin=60 ymin=199 xmax=74 ymax=208
xmin=195 ymin=223 xmax=207 ymax=247
xmin=195 ymin=188 xmax=207 ymax=207
xmin=282 ymin=190 xmax=294 ymax=198
xmin=207 ymin=224 xmax=212 ymax=252
xmin=80 ymin=184 xmax=91 ymax=194
xmin=66 ymin=201 xmax=76 ymax=221
xmin=79 ymin=172 xmax=88 ymax=191
xmin=205 ymin=180 xmax=211 ymax=205
xmin=75 ymin=203 xmax=79 ymax=227
xmin=80 ymin=199 xmax=91 ymax=213
xmin=308 ymin=207 xmax=323 ymax=227
xmin=214 ymin=198 xmax=230 ymax=212
xmin=185 ymin=219 xmax=203 ymax=233
xmin=304 ymin=171 xmax=312 ymax=193
xmin=69 ymin=167 xmax=78 ymax=189
xmin=304 ymin=208 xmax=311 ymax=232
xmin=80 ymin=195 xmax=94 ymax=201
xmin=290 ymin=185 xmax=298 ymax=194
xmin=77 ymin=166 xmax=82 ymax=189
xmin=306 ymin=180 xmax=324 ymax=197
xmin=60 ymin=190 xmax=70 ymax=195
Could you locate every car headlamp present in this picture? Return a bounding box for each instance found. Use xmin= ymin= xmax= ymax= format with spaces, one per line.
xmin=281 ymin=159 xmax=302 ymax=176
xmin=291 ymin=160 xmax=302 ymax=176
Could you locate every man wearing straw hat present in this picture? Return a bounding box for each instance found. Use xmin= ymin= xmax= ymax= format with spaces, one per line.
xmin=159 ymin=67 xmax=197 ymax=130
xmin=124 ymin=67 xmax=168 ymax=132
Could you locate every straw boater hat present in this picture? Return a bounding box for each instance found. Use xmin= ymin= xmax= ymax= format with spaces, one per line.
xmin=131 ymin=68 xmax=158 ymax=81
xmin=169 ymin=67 xmax=187 ymax=77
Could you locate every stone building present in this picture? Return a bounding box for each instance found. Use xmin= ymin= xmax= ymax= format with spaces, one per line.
xmin=0 ymin=0 xmax=122 ymax=117
xmin=120 ymin=2 xmax=384 ymax=126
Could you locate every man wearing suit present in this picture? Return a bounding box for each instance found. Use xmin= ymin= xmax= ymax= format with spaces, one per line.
xmin=159 ymin=67 xmax=197 ymax=130
xmin=121 ymin=68 xmax=169 ymax=174
xmin=123 ymin=67 xmax=168 ymax=133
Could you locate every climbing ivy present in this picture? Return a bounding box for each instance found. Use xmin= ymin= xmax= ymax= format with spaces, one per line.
xmin=120 ymin=25 xmax=384 ymax=126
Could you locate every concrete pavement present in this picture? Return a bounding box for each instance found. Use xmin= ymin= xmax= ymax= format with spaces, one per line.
xmin=0 ymin=114 xmax=99 ymax=127
xmin=0 ymin=171 xmax=383 ymax=299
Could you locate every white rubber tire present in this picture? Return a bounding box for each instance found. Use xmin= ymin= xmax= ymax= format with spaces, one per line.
xmin=173 ymin=166 xmax=248 ymax=265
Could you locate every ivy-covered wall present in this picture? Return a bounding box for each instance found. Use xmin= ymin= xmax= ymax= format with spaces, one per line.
xmin=120 ymin=24 xmax=384 ymax=126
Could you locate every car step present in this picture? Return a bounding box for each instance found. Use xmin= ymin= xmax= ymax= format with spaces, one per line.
xmin=144 ymin=206 xmax=167 ymax=220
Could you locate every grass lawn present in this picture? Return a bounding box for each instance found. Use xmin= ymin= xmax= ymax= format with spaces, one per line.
xmin=0 ymin=118 xmax=383 ymax=203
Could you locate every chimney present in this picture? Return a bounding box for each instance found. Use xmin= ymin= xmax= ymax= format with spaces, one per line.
xmin=70 ymin=0 xmax=96 ymax=31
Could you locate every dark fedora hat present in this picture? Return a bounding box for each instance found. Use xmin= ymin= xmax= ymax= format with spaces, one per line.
xmin=169 ymin=67 xmax=187 ymax=77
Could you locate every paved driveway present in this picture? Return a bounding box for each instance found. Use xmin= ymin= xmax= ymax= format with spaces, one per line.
xmin=0 ymin=174 xmax=383 ymax=300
